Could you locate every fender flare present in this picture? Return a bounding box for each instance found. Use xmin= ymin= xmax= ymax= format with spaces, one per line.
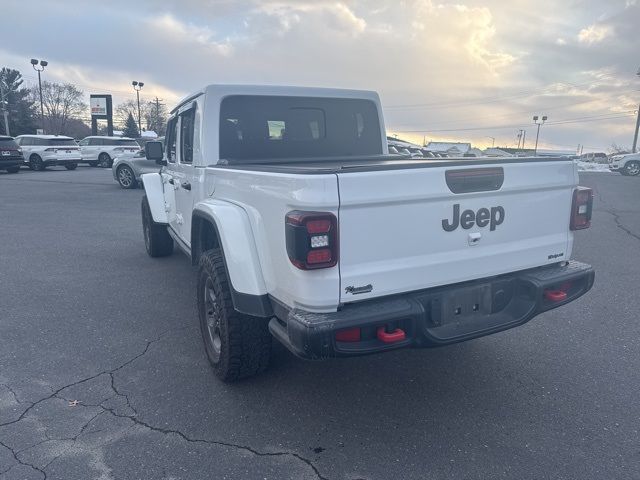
xmin=141 ymin=173 xmax=168 ymax=224
xmin=191 ymin=200 xmax=272 ymax=318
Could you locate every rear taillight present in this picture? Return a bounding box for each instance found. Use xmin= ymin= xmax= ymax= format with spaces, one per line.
xmin=570 ymin=186 xmax=593 ymax=230
xmin=285 ymin=211 xmax=338 ymax=270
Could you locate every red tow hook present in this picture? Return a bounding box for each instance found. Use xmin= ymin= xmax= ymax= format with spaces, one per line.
xmin=377 ymin=326 xmax=406 ymax=344
xmin=544 ymin=289 xmax=568 ymax=302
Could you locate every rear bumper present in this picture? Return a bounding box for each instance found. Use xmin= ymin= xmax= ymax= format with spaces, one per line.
xmin=0 ymin=157 xmax=22 ymax=169
xmin=269 ymin=261 xmax=595 ymax=360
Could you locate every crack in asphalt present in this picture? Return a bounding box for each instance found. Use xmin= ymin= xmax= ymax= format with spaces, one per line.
xmin=0 ymin=328 xmax=328 ymax=480
xmin=0 ymin=439 xmax=47 ymax=480
xmin=607 ymin=209 xmax=640 ymax=242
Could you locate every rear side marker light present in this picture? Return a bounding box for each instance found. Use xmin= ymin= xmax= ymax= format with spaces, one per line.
xmin=286 ymin=211 xmax=338 ymax=270
xmin=570 ymin=186 xmax=593 ymax=230
xmin=335 ymin=328 xmax=361 ymax=342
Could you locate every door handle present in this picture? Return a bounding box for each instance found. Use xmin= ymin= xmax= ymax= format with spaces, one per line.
xmin=181 ymin=181 xmax=191 ymax=191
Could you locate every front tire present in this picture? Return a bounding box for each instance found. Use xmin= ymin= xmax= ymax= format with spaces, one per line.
xmin=624 ymin=161 xmax=640 ymax=176
xmin=141 ymin=195 xmax=173 ymax=257
xmin=117 ymin=165 xmax=137 ymax=189
xmin=6 ymin=166 xmax=19 ymax=173
xmin=65 ymin=163 xmax=77 ymax=170
xmin=197 ymin=249 xmax=272 ymax=382
xmin=29 ymin=154 xmax=45 ymax=171
xmin=98 ymin=153 xmax=111 ymax=168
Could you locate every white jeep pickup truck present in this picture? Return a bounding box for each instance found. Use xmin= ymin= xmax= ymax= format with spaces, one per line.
xmin=141 ymin=85 xmax=595 ymax=381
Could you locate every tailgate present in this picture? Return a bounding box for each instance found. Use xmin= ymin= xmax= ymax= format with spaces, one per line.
xmin=338 ymin=160 xmax=576 ymax=303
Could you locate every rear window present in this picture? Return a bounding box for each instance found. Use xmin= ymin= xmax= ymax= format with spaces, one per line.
xmin=219 ymin=95 xmax=382 ymax=161
xmin=46 ymin=138 xmax=76 ymax=146
xmin=0 ymin=138 xmax=18 ymax=148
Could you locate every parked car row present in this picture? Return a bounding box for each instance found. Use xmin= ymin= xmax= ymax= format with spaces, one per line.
xmin=0 ymin=134 xmax=142 ymax=172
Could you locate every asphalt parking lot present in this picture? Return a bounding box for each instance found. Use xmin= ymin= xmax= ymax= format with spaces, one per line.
xmin=0 ymin=166 xmax=639 ymax=480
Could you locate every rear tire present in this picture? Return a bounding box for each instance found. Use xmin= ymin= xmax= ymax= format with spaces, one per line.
xmin=117 ymin=165 xmax=137 ymax=189
xmin=141 ymin=195 xmax=173 ymax=257
xmin=65 ymin=163 xmax=77 ymax=170
xmin=98 ymin=153 xmax=111 ymax=168
xmin=29 ymin=154 xmax=45 ymax=171
xmin=197 ymin=249 xmax=272 ymax=382
xmin=6 ymin=166 xmax=19 ymax=173
xmin=624 ymin=161 xmax=640 ymax=176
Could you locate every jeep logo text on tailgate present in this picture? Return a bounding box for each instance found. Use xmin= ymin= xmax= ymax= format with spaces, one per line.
xmin=442 ymin=204 xmax=505 ymax=232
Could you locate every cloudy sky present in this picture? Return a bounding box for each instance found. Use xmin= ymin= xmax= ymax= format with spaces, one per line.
xmin=1 ymin=0 xmax=638 ymax=151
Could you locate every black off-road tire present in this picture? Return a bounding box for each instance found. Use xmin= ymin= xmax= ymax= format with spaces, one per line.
xmin=197 ymin=249 xmax=272 ymax=382
xmin=6 ymin=166 xmax=19 ymax=173
xmin=30 ymin=154 xmax=45 ymax=171
xmin=141 ymin=195 xmax=173 ymax=257
xmin=65 ymin=163 xmax=78 ymax=170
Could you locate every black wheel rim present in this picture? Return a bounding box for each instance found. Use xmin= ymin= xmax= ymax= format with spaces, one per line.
xmin=119 ymin=167 xmax=133 ymax=187
xmin=204 ymin=278 xmax=222 ymax=362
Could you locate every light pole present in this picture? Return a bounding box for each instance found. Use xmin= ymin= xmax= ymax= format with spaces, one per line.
xmin=632 ymin=68 xmax=640 ymax=153
xmin=30 ymin=58 xmax=48 ymax=133
xmin=533 ymin=115 xmax=547 ymax=156
xmin=132 ymin=81 xmax=144 ymax=134
xmin=486 ymin=136 xmax=495 ymax=148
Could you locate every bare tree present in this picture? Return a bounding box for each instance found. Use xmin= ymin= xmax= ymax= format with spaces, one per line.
xmin=608 ymin=143 xmax=631 ymax=155
xmin=31 ymin=81 xmax=87 ymax=135
xmin=115 ymin=99 xmax=149 ymax=131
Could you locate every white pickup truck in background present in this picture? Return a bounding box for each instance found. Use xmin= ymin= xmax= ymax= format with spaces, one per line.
xmin=140 ymin=85 xmax=595 ymax=381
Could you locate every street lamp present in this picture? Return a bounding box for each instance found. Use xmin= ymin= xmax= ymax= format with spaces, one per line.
xmin=132 ymin=81 xmax=144 ymax=134
xmin=31 ymin=58 xmax=48 ymax=133
xmin=632 ymin=68 xmax=640 ymax=153
xmin=533 ymin=115 xmax=547 ymax=156
xmin=485 ymin=136 xmax=495 ymax=148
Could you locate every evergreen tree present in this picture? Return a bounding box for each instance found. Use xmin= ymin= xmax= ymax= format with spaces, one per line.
xmin=122 ymin=112 xmax=139 ymax=138
xmin=0 ymin=68 xmax=37 ymax=136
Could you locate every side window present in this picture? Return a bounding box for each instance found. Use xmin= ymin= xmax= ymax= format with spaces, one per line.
xmin=79 ymin=139 xmax=89 ymax=146
xmin=166 ymin=117 xmax=178 ymax=163
xmin=88 ymin=138 xmax=96 ymax=146
xmin=180 ymin=108 xmax=196 ymax=164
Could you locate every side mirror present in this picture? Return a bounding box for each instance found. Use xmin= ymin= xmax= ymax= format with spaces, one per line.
xmin=145 ymin=141 xmax=166 ymax=165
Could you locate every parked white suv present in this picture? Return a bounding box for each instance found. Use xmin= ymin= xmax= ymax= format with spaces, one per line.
xmin=14 ymin=135 xmax=81 ymax=171
xmin=79 ymin=136 xmax=140 ymax=168
xmin=609 ymin=152 xmax=640 ymax=176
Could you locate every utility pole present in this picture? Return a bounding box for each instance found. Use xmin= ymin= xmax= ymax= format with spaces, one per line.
xmin=522 ymin=130 xmax=526 ymax=149
xmin=152 ymin=96 xmax=164 ymax=133
xmin=0 ymin=80 xmax=9 ymax=136
xmin=633 ymin=105 xmax=640 ymax=153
